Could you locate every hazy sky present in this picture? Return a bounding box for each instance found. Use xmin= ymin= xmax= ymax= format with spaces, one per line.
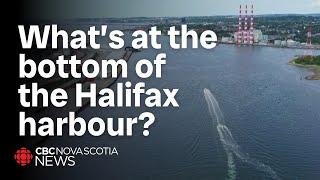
xmin=26 ymin=0 xmax=320 ymax=19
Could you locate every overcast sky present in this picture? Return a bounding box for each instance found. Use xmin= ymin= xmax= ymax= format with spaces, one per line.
xmin=25 ymin=0 xmax=320 ymax=19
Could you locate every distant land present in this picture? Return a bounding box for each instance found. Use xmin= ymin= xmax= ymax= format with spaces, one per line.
xmin=23 ymin=13 xmax=320 ymax=22
xmin=24 ymin=14 xmax=320 ymax=47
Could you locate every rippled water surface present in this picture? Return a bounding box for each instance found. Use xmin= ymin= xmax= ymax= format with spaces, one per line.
xmin=32 ymin=35 xmax=320 ymax=180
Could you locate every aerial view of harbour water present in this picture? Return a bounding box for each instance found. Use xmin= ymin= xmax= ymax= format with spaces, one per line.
xmin=11 ymin=0 xmax=320 ymax=180
xmin=23 ymin=21 xmax=320 ymax=180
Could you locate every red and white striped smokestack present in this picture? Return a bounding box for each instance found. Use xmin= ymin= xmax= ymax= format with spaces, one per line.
xmin=238 ymin=5 xmax=242 ymax=45
xmin=250 ymin=4 xmax=254 ymax=45
xmin=244 ymin=4 xmax=248 ymax=44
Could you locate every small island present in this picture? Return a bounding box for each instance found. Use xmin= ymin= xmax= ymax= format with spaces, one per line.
xmin=290 ymin=55 xmax=320 ymax=80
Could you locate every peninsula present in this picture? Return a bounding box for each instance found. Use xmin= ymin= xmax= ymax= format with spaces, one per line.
xmin=290 ymin=55 xmax=320 ymax=80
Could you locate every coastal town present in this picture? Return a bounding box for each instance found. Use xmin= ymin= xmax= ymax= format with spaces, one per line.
xmin=159 ymin=15 xmax=320 ymax=49
xmin=87 ymin=14 xmax=320 ymax=49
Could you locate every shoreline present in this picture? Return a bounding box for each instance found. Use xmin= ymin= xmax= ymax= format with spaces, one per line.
xmin=289 ymin=60 xmax=320 ymax=80
xmin=218 ymin=41 xmax=320 ymax=50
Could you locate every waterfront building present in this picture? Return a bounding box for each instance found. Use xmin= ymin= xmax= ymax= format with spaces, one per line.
xmin=286 ymin=39 xmax=300 ymax=46
xmin=274 ymin=40 xmax=281 ymax=46
xmin=221 ymin=37 xmax=232 ymax=43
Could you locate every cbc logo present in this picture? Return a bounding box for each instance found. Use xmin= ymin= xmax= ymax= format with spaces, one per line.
xmin=35 ymin=147 xmax=56 ymax=155
xmin=14 ymin=147 xmax=33 ymax=166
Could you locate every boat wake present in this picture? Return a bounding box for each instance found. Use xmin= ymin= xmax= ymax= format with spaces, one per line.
xmin=203 ymin=88 xmax=279 ymax=180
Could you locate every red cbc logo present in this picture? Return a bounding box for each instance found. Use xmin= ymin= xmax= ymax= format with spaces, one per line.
xmin=14 ymin=147 xmax=33 ymax=166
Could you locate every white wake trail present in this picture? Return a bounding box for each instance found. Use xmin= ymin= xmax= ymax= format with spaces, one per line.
xmin=203 ymin=88 xmax=279 ymax=180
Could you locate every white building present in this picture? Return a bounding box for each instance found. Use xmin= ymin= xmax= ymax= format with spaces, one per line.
xmin=253 ymin=30 xmax=263 ymax=42
xmin=286 ymin=39 xmax=299 ymax=46
xmin=274 ymin=40 xmax=281 ymax=46
xmin=221 ymin=37 xmax=232 ymax=43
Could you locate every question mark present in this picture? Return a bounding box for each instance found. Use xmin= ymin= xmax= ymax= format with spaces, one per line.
xmin=138 ymin=112 xmax=155 ymax=136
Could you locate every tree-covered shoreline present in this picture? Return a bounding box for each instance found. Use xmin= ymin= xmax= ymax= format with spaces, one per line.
xmin=294 ymin=55 xmax=320 ymax=66
xmin=290 ymin=55 xmax=320 ymax=80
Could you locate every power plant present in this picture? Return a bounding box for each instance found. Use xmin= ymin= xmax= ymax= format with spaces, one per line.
xmin=237 ymin=4 xmax=254 ymax=45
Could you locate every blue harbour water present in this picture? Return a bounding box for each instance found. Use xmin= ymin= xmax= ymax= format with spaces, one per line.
xmin=30 ymin=32 xmax=320 ymax=180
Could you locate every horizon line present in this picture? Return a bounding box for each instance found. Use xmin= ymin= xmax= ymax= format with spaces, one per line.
xmin=23 ymin=13 xmax=320 ymax=22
